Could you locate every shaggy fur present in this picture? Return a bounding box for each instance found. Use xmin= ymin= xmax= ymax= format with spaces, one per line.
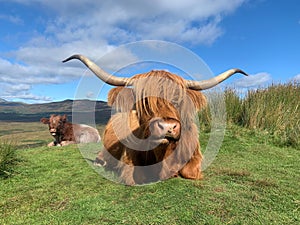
xmin=96 ymin=70 xmax=207 ymax=185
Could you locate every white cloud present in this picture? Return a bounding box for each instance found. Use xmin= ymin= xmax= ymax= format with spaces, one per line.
xmin=85 ymin=91 xmax=95 ymax=99
xmin=0 ymin=14 xmax=23 ymax=25
xmin=43 ymin=0 xmax=246 ymax=45
xmin=233 ymin=72 xmax=272 ymax=88
xmin=1 ymin=0 xmax=248 ymax=103
xmin=4 ymin=94 xmax=52 ymax=103
xmin=8 ymin=84 xmax=31 ymax=93
xmin=291 ymin=74 xmax=300 ymax=82
xmin=0 ymin=57 xmax=63 ymax=84
xmin=0 ymin=81 xmax=52 ymax=103
xmin=13 ymin=0 xmax=247 ymax=47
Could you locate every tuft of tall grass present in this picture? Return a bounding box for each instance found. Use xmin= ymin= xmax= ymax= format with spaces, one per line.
xmin=200 ymin=82 xmax=300 ymax=149
xmin=224 ymin=88 xmax=243 ymax=125
xmin=240 ymin=82 xmax=299 ymax=148
xmin=0 ymin=142 xmax=19 ymax=178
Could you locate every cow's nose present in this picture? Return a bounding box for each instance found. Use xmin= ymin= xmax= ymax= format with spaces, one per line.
xmin=151 ymin=119 xmax=180 ymax=139
xmin=50 ymin=128 xmax=56 ymax=133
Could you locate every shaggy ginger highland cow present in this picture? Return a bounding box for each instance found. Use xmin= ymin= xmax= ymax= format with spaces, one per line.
xmin=63 ymin=54 xmax=247 ymax=185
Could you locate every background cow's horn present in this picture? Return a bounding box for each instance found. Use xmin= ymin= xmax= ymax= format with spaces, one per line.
xmin=186 ymin=69 xmax=248 ymax=90
xmin=62 ymin=54 xmax=130 ymax=86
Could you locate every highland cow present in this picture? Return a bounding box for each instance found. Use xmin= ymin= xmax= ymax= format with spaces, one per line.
xmin=41 ymin=114 xmax=100 ymax=147
xmin=63 ymin=54 xmax=247 ymax=185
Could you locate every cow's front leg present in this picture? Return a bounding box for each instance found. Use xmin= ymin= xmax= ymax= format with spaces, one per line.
xmin=119 ymin=164 xmax=135 ymax=186
xmin=119 ymin=149 xmax=136 ymax=185
xmin=179 ymin=148 xmax=203 ymax=180
xmin=157 ymin=142 xmax=180 ymax=181
xmin=94 ymin=150 xmax=107 ymax=166
xmin=60 ymin=141 xmax=76 ymax=146
xmin=47 ymin=141 xmax=56 ymax=147
xmin=159 ymin=162 xmax=179 ymax=181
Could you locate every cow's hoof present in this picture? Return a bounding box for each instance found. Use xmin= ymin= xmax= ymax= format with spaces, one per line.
xmin=123 ymin=178 xmax=136 ymax=186
xmin=171 ymin=172 xmax=179 ymax=177
xmin=47 ymin=142 xmax=55 ymax=147
xmin=94 ymin=157 xmax=106 ymax=167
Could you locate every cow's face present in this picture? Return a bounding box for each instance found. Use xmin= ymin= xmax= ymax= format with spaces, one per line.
xmin=137 ymin=97 xmax=182 ymax=145
xmin=107 ymin=71 xmax=207 ymax=146
xmin=41 ymin=114 xmax=68 ymax=136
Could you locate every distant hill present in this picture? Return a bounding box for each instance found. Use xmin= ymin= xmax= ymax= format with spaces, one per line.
xmin=0 ymin=99 xmax=112 ymax=124
xmin=0 ymin=98 xmax=7 ymax=103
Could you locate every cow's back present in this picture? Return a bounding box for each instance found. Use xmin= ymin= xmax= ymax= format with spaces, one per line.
xmin=73 ymin=124 xmax=101 ymax=143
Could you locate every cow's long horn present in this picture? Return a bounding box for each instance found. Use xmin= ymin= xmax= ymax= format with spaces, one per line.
xmin=62 ymin=54 xmax=130 ymax=86
xmin=186 ymin=69 xmax=248 ymax=90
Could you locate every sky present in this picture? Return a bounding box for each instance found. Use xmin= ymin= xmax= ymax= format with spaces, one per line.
xmin=0 ymin=0 xmax=299 ymax=104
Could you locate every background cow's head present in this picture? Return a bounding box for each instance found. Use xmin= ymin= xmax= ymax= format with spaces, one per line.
xmin=41 ymin=114 xmax=68 ymax=137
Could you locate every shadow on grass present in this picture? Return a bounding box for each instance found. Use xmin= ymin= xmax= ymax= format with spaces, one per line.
xmin=18 ymin=139 xmax=50 ymax=149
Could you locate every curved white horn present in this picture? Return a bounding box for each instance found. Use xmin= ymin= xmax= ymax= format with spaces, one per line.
xmin=186 ymin=68 xmax=248 ymax=90
xmin=63 ymin=54 xmax=131 ymax=86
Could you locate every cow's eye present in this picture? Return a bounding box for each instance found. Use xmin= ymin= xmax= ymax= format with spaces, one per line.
xmin=171 ymin=101 xmax=180 ymax=108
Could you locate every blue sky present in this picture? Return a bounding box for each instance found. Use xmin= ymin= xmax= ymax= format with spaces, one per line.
xmin=0 ymin=0 xmax=299 ymax=103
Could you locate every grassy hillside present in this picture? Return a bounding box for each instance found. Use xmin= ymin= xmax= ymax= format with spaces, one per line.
xmin=0 ymin=83 xmax=299 ymax=224
xmin=0 ymin=126 xmax=299 ymax=224
xmin=200 ymin=82 xmax=299 ymax=149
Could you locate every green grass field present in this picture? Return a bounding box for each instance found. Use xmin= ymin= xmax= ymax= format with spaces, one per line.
xmin=0 ymin=122 xmax=299 ymax=224
xmin=0 ymin=83 xmax=299 ymax=224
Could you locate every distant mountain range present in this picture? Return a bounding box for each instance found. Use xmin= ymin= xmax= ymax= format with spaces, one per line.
xmin=0 ymin=99 xmax=112 ymax=124
xmin=0 ymin=98 xmax=7 ymax=103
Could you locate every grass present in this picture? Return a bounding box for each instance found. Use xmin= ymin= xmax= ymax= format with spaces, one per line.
xmin=0 ymin=82 xmax=299 ymax=224
xmin=0 ymin=124 xmax=299 ymax=224
xmin=0 ymin=122 xmax=51 ymax=148
xmin=240 ymin=83 xmax=300 ymax=148
xmin=0 ymin=142 xmax=19 ymax=178
xmin=200 ymin=82 xmax=300 ymax=149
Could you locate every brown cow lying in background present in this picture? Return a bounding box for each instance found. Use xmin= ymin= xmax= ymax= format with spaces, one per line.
xmin=41 ymin=114 xmax=101 ymax=146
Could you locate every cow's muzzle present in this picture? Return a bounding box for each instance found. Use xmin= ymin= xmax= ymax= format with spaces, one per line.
xmin=50 ymin=128 xmax=57 ymax=136
xmin=150 ymin=118 xmax=181 ymax=142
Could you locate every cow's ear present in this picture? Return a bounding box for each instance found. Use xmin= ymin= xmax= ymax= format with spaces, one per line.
xmin=186 ymin=90 xmax=207 ymax=111
xmin=40 ymin=118 xmax=49 ymax=124
xmin=62 ymin=114 xmax=68 ymax=122
xmin=108 ymin=87 xmax=134 ymax=112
